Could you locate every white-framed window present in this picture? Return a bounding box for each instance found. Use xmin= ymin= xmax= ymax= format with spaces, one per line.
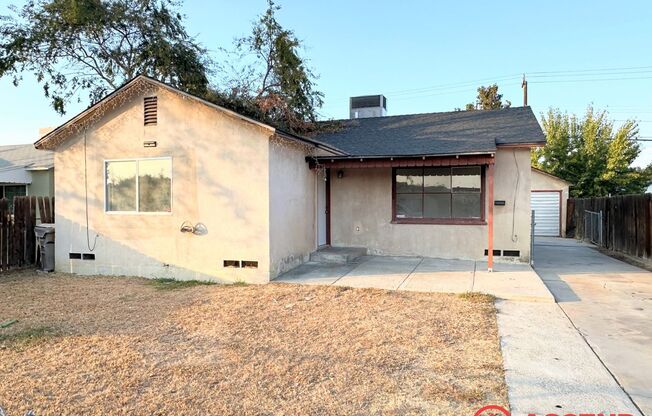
xmin=105 ymin=157 xmax=172 ymax=213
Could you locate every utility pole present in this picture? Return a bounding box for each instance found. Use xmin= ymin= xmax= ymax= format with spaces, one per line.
xmin=522 ymin=74 xmax=528 ymax=106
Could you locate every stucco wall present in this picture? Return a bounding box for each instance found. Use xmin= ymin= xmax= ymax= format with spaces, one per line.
xmin=531 ymin=169 xmax=570 ymax=237
xmin=268 ymin=139 xmax=317 ymax=278
xmin=28 ymin=169 xmax=54 ymax=198
xmin=330 ymin=148 xmax=532 ymax=262
xmin=54 ymin=87 xmax=275 ymax=283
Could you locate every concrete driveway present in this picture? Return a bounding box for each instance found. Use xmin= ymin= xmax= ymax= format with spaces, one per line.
xmin=534 ymin=237 xmax=652 ymax=415
xmin=275 ymin=255 xmax=554 ymax=302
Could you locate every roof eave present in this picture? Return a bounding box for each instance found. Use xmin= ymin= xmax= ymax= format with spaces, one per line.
xmin=34 ymin=75 xmax=285 ymax=151
xmin=496 ymin=142 xmax=546 ymax=148
xmin=312 ymin=150 xmax=496 ymax=161
xmin=274 ymin=129 xmax=347 ymax=156
xmin=531 ymin=167 xmax=572 ymax=185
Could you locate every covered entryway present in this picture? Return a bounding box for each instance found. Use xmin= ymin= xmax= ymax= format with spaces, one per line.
xmin=315 ymin=170 xmax=330 ymax=247
xmin=531 ymin=191 xmax=561 ymax=237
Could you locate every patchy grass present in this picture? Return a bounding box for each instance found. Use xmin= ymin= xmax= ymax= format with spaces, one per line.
xmin=458 ymin=291 xmax=496 ymax=303
xmin=0 ymin=271 xmax=507 ymax=415
xmin=148 ymin=277 xmax=216 ymax=290
xmin=0 ymin=325 xmax=58 ymax=348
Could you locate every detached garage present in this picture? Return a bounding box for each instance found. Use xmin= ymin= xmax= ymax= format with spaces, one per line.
xmin=531 ymin=168 xmax=571 ymax=237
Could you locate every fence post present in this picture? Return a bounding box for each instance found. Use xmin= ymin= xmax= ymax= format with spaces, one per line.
xmin=599 ymin=210 xmax=603 ymax=246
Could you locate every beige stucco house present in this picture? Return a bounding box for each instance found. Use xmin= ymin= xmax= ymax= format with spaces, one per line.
xmin=35 ymin=76 xmax=546 ymax=283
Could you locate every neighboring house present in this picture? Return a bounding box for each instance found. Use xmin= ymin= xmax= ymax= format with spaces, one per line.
xmin=34 ymin=76 xmax=545 ymax=283
xmin=0 ymin=144 xmax=54 ymax=210
xmin=531 ymin=167 xmax=571 ymax=237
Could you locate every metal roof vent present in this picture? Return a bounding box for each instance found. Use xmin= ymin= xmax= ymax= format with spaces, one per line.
xmin=144 ymin=96 xmax=158 ymax=126
xmin=349 ymin=95 xmax=387 ymax=119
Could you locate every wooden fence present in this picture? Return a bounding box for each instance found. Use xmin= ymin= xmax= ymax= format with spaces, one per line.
xmin=568 ymin=194 xmax=652 ymax=260
xmin=0 ymin=196 xmax=55 ymax=271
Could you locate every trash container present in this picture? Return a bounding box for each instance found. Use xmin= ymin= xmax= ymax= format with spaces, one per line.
xmin=35 ymin=223 xmax=55 ymax=272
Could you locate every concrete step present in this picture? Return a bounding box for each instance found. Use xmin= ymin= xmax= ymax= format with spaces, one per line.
xmin=310 ymin=246 xmax=367 ymax=264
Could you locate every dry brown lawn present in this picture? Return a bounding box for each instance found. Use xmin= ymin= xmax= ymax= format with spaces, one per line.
xmin=0 ymin=271 xmax=507 ymax=415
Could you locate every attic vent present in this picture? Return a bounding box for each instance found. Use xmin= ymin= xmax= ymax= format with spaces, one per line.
xmin=144 ymin=96 xmax=158 ymax=126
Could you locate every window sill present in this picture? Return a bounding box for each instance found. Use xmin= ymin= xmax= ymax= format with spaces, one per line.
xmin=392 ymin=218 xmax=486 ymax=225
xmin=105 ymin=211 xmax=173 ymax=216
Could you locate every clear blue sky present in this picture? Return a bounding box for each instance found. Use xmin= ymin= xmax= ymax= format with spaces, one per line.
xmin=1 ymin=0 xmax=650 ymax=166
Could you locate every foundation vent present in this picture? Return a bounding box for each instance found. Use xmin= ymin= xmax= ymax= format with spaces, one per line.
xmin=144 ymin=96 xmax=158 ymax=126
xmin=241 ymin=260 xmax=258 ymax=269
xmin=224 ymin=260 xmax=240 ymax=268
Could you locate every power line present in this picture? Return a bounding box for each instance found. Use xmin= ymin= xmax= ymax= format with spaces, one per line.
xmin=390 ymin=83 xmax=522 ymax=101
xmin=381 ymin=64 xmax=652 ymax=97
xmin=530 ymin=75 xmax=652 ymax=84
xmin=527 ymin=65 xmax=652 ymax=75
xmin=528 ymin=69 xmax=652 ymax=79
xmin=386 ymin=74 xmax=521 ymax=96
xmin=321 ymin=64 xmax=652 ymax=110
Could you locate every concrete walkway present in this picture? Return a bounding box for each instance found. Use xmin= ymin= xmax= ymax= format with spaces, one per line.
xmin=274 ymin=255 xmax=555 ymax=302
xmin=533 ymin=237 xmax=652 ymax=415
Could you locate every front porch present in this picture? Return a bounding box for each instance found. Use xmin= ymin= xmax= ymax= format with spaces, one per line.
xmin=274 ymin=253 xmax=554 ymax=303
xmin=311 ymin=153 xmax=516 ymax=268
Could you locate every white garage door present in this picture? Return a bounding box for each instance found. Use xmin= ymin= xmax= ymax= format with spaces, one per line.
xmin=531 ymin=191 xmax=560 ymax=237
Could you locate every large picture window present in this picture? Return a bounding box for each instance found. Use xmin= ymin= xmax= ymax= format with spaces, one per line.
xmin=105 ymin=158 xmax=171 ymax=213
xmin=393 ymin=166 xmax=484 ymax=224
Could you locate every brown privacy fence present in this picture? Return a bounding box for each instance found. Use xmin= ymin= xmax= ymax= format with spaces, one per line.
xmin=0 ymin=196 xmax=55 ymax=271
xmin=567 ymin=194 xmax=652 ymax=260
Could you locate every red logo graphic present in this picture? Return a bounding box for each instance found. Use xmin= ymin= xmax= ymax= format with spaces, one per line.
xmin=474 ymin=405 xmax=511 ymax=416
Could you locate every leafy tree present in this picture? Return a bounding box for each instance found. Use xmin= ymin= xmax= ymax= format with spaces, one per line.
xmin=462 ymin=84 xmax=511 ymax=111
xmin=532 ymin=107 xmax=651 ymax=197
xmin=0 ymin=0 xmax=210 ymax=114
xmin=218 ymin=0 xmax=323 ymax=133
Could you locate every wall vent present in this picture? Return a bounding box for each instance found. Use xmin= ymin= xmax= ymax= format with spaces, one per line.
xmin=69 ymin=252 xmax=81 ymax=259
xmin=484 ymin=249 xmax=502 ymax=256
xmin=502 ymin=250 xmax=521 ymax=257
xmin=144 ymin=96 xmax=158 ymax=126
xmin=82 ymin=253 xmax=95 ymax=260
xmin=224 ymin=260 xmax=240 ymax=268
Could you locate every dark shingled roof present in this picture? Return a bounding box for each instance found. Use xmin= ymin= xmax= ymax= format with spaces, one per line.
xmin=314 ymin=106 xmax=545 ymax=157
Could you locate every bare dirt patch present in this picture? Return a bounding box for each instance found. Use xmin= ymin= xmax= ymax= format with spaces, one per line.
xmin=0 ymin=270 xmax=507 ymax=415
